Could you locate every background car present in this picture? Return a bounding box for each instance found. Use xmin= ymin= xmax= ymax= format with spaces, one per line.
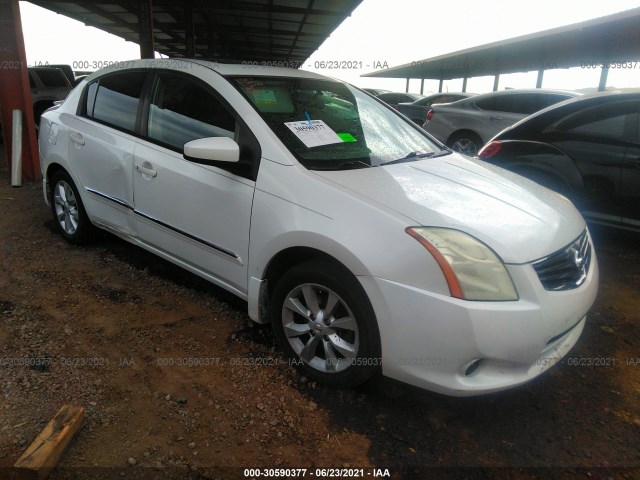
xmin=478 ymin=90 xmax=640 ymax=232
xmin=396 ymin=92 xmax=476 ymax=124
xmin=423 ymin=89 xmax=580 ymax=156
xmin=376 ymin=91 xmax=425 ymax=109
xmin=29 ymin=66 xmax=73 ymax=133
xmin=0 ymin=66 xmax=72 ymax=142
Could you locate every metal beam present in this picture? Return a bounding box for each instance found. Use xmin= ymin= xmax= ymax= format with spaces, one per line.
xmin=287 ymin=0 xmax=313 ymax=58
xmin=438 ymin=78 xmax=443 ymax=93
xmin=536 ymin=68 xmax=544 ymax=88
xmin=598 ymin=66 xmax=609 ymax=91
xmin=462 ymin=77 xmax=467 ymax=92
xmin=138 ymin=0 xmax=155 ymax=58
xmin=420 ymin=78 xmax=424 ymax=95
xmin=0 ymin=0 xmax=39 ymax=180
xmin=493 ymin=73 xmax=500 ymax=91
xmin=184 ymin=3 xmax=194 ymax=57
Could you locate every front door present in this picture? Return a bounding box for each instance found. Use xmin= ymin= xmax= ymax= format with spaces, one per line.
xmin=132 ymin=72 xmax=256 ymax=296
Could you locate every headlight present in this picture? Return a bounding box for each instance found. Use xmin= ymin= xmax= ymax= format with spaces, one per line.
xmin=406 ymin=227 xmax=518 ymax=301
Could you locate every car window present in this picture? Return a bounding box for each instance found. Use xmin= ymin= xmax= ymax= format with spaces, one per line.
xmin=493 ymin=94 xmax=539 ymax=114
xmin=231 ymin=76 xmax=440 ymax=169
xmin=28 ymin=72 xmax=36 ymax=88
xmin=90 ymin=71 xmax=147 ymax=132
xmin=147 ymin=74 xmax=235 ymax=150
xmin=553 ymin=101 xmax=639 ymax=140
xmin=475 ymin=93 xmax=570 ymax=114
xmin=537 ymin=93 xmax=573 ymax=110
xmin=434 ymin=95 xmax=461 ymax=105
xmin=32 ymin=69 xmax=70 ymax=88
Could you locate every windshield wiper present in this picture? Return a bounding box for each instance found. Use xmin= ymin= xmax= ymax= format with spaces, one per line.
xmin=384 ymin=150 xmax=451 ymax=165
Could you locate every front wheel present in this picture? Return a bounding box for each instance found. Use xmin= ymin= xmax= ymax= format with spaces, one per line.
xmin=271 ymin=260 xmax=381 ymax=387
xmin=49 ymin=171 xmax=96 ymax=244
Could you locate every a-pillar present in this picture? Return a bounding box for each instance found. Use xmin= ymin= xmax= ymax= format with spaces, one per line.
xmin=0 ymin=0 xmax=39 ymax=180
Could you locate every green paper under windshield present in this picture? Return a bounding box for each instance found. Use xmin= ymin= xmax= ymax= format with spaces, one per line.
xmin=337 ymin=132 xmax=357 ymax=142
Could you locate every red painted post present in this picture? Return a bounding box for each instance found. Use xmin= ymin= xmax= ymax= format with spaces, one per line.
xmin=0 ymin=0 xmax=39 ymax=180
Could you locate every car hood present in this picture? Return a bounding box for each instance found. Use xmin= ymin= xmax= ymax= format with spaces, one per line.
xmin=313 ymin=154 xmax=585 ymax=264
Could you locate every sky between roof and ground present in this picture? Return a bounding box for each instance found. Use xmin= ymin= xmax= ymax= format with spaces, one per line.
xmin=19 ymin=0 xmax=640 ymax=94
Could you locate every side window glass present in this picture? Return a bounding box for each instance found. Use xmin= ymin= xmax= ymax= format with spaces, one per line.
xmin=490 ymin=94 xmax=537 ymax=114
xmin=474 ymin=97 xmax=495 ymax=110
xmin=554 ymin=101 xmax=639 ymax=140
xmin=538 ymin=94 xmax=570 ymax=110
xmin=92 ymin=71 xmax=147 ymax=132
xmin=565 ymin=114 xmax=629 ymax=138
xmin=148 ymin=74 xmax=236 ymax=150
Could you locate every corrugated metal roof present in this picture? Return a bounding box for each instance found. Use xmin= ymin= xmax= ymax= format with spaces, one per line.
xmin=31 ymin=0 xmax=363 ymax=62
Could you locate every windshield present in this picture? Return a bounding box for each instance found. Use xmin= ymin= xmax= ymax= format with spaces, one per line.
xmin=229 ymin=76 xmax=443 ymax=170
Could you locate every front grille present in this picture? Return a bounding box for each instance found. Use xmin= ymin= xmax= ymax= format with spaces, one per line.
xmin=532 ymin=230 xmax=592 ymax=291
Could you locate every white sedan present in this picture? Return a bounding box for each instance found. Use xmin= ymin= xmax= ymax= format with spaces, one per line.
xmin=38 ymin=60 xmax=598 ymax=396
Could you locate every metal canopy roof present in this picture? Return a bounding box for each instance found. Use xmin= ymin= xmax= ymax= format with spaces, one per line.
xmin=363 ymin=7 xmax=640 ymax=80
xmin=29 ymin=0 xmax=363 ymax=62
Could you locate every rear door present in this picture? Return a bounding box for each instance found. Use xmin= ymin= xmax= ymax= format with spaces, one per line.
xmin=66 ymin=70 xmax=148 ymax=236
xmin=132 ymin=71 xmax=258 ymax=296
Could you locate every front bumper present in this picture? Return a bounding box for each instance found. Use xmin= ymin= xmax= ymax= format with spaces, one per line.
xmin=359 ymin=246 xmax=599 ymax=396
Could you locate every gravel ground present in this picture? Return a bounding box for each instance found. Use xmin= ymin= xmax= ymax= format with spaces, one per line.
xmin=0 ymin=156 xmax=639 ymax=480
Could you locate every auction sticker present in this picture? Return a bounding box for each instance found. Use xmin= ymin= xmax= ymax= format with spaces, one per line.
xmin=284 ymin=119 xmax=343 ymax=148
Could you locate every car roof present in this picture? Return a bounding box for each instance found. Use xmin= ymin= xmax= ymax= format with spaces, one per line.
xmin=474 ymin=88 xmax=579 ymax=98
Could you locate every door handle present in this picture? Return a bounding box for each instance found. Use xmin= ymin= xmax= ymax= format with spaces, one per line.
xmin=70 ymin=133 xmax=85 ymax=146
xmin=136 ymin=163 xmax=157 ymax=178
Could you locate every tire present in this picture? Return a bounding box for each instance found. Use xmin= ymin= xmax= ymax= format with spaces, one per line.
xmin=49 ymin=170 xmax=96 ymax=244
xmin=447 ymin=132 xmax=482 ymax=157
xmin=271 ymin=260 xmax=381 ymax=387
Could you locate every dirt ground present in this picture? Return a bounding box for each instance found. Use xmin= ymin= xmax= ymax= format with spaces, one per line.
xmin=0 ymin=155 xmax=639 ymax=480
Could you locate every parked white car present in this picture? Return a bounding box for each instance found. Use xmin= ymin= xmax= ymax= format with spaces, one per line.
xmin=38 ymin=60 xmax=598 ymax=396
xmin=423 ymin=89 xmax=580 ymax=156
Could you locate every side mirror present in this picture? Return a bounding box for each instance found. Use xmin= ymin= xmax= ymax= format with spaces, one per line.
xmin=183 ymin=137 xmax=240 ymax=164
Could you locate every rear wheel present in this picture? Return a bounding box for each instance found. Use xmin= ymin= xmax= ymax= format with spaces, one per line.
xmin=271 ymin=260 xmax=381 ymax=387
xmin=447 ymin=132 xmax=482 ymax=157
xmin=49 ymin=171 xmax=96 ymax=244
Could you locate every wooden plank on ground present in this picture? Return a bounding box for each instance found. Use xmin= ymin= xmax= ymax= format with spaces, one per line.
xmin=13 ymin=405 xmax=84 ymax=480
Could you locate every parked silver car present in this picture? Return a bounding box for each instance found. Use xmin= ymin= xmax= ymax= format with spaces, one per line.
xmin=423 ymin=89 xmax=580 ymax=156
xmin=397 ymin=92 xmax=476 ymax=125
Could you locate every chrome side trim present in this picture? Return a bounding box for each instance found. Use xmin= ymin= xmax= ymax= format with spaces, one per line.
xmin=134 ymin=210 xmax=241 ymax=262
xmin=85 ymin=187 xmax=133 ymax=210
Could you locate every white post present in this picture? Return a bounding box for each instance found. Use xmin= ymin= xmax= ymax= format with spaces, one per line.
xmin=11 ymin=109 xmax=23 ymax=187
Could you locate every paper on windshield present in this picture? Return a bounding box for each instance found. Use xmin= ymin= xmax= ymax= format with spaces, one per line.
xmin=284 ymin=120 xmax=343 ymax=148
xmin=252 ymin=89 xmax=277 ymax=105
